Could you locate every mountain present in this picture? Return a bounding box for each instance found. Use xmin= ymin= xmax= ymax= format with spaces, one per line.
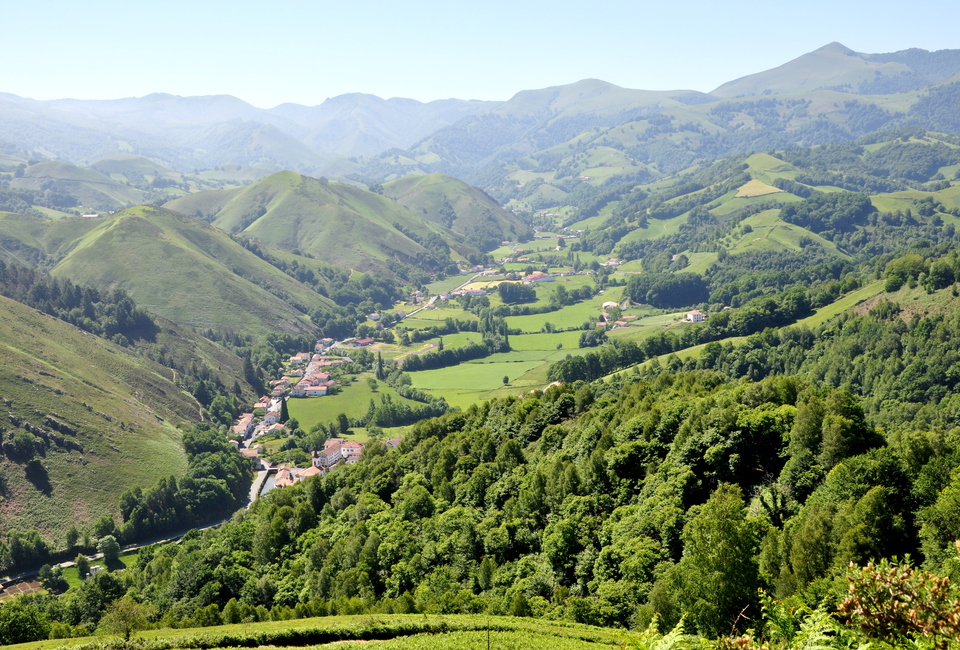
xmin=0 ymin=292 xmax=195 ymax=539
xmin=0 ymin=91 xmax=497 ymax=172
xmin=712 ymin=42 xmax=960 ymax=97
xmin=165 ymin=171 xmax=477 ymax=273
xmin=382 ymin=173 xmax=533 ymax=249
xmin=265 ymin=93 xmax=499 ymax=157
xmin=0 ymin=207 xmax=332 ymax=336
xmin=349 ymin=45 xmax=960 ymax=205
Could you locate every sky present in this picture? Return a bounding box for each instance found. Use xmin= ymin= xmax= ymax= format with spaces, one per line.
xmin=3 ymin=0 xmax=959 ymax=108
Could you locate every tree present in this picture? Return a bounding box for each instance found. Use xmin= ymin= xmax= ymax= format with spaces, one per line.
xmin=97 ymin=596 xmax=153 ymax=641
xmin=375 ymin=352 xmax=385 ymax=380
xmin=75 ymin=553 xmax=90 ymax=579
xmin=279 ymin=397 xmax=289 ymax=424
xmin=0 ymin=598 xmax=50 ymax=643
xmin=337 ymin=413 xmax=350 ymax=435
xmin=222 ymin=598 xmax=242 ymax=624
xmin=367 ymin=377 xmax=379 ymax=392
xmin=97 ymin=535 xmax=120 ymax=566
xmin=656 ymin=484 xmax=760 ymax=637
xmin=92 ymin=515 xmax=115 ymax=539
xmin=65 ymin=526 xmax=80 ymax=550
xmin=503 ymin=375 xmax=510 ymax=386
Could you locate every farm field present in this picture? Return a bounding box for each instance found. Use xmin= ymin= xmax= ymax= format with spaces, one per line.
xmin=506 ymin=286 xmax=624 ymax=332
xmin=287 ymin=372 xmax=421 ymax=429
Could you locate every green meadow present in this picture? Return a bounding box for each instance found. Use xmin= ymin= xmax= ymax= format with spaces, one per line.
xmin=287 ymin=372 xmax=421 ymax=429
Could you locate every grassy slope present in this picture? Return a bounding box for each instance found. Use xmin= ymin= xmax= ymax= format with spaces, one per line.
xmin=45 ymin=206 xmax=330 ymax=336
xmin=383 ymin=173 xmax=530 ymax=241
xmin=0 ymin=295 xmax=192 ymax=542
xmin=88 ymin=154 xmax=178 ymax=180
xmin=165 ymin=172 xmax=450 ymax=273
xmin=9 ymin=161 xmax=145 ymax=209
xmin=8 ymin=614 xmax=630 ymax=650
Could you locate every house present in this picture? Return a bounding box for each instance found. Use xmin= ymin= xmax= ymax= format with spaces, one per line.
xmin=686 ymin=310 xmax=706 ymax=322
xmin=232 ymin=413 xmax=255 ymax=437
xmin=524 ymin=271 xmax=555 ymax=284
xmin=304 ymin=385 xmax=328 ymax=397
xmin=263 ymin=411 xmax=279 ymax=425
xmin=368 ymin=313 xmax=381 ymax=321
xmin=602 ymin=301 xmax=619 ymax=310
xmin=386 ymin=436 xmax=403 ymax=450
xmin=355 ymin=338 xmax=375 ymax=347
xmin=613 ymin=320 xmax=628 ymax=328
xmin=253 ymin=398 xmax=270 ymax=410
xmin=297 ymin=465 xmax=322 ymax=481
xmin=265 ymin=423 xmax=287 ymax=435
xmin=289 ymin=352 xmax=310 ymax=366
xmin=274 ymin=466 xmax=296 ymax=488
xmin=316 ymin=439 xmax=344 ymax=467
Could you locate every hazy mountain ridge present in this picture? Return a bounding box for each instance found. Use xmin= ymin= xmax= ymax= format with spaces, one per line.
xmin=3 ymin=43 xmax=958 ymax=181
xmin=0 ymin=91 xmax=498 ymax=172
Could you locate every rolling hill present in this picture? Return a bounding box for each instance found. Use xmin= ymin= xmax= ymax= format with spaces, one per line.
xmin=165 ymin=171 xmax=479 ymax=273
xmin=0 ymin=293 xmax=195 ymax=542
xmin=382 ymin=173 xmax=533 ymax=248
xmin=0 ymin=207 xmax=333 ymax=336
xmin=8 ymin=161 xmax=145 ymax=210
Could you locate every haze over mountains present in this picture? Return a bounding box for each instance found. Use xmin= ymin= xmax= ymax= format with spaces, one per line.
xmin=3 ymin=43 xmax=960 ymax=179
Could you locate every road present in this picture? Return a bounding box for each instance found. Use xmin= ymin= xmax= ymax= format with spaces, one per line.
xmin=402 ymin=272 xmax=482 ymax=320
xmin=0 ymin=466 xmax=276 ymax=589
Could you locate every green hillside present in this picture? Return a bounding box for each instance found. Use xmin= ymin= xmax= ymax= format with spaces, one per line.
xmin=0 ymin=207 xmax=332 ymax=336
xmin=383 ymin=172 xmax=532 ymax=249
xmin=165 ymin=171 xmax=469 ymax=273
xmin=0 ymin=293 xmax=193 ymax=542
xmin=46 ymin=206 xmax=331 ymax=336
xmin=9 ymin=161 xmax=145 ymax=211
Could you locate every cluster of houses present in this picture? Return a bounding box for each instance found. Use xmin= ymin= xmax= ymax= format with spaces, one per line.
xmin=286 ymin=348 xmax=345 ymax=397
xmin=598 ymin=300 xmax=637 ymax=330
xmin=232 ymin=396 xmax=289 ymax=440
xmin=230 ymin=340 xmax=350 ymax=443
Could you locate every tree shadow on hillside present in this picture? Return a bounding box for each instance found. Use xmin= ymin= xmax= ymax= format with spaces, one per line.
xmin=25 ymin=459 xmax=52 ymax=496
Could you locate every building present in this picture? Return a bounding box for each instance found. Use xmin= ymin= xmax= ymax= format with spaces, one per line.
xmin=355 ymin=338 xmax=375 ymax=347
xmin=524 ymin=271 xmax=555 ymax=284
xmin=232 ymin=413 xmax=255 ymax=438
xmin=686 ymin=310 xmax=706 ymax=322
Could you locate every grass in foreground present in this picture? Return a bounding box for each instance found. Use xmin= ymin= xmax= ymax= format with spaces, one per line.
xmin=8 ymin=614 xmax=632 ymax=650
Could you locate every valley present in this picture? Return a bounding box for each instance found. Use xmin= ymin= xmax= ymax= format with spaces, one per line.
xmin=1 ymin=41 xmax=960 ymax=650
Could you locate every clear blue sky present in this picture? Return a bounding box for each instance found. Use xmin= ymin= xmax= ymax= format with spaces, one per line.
xmin=3 ymin=0 xmax=958 ymax=107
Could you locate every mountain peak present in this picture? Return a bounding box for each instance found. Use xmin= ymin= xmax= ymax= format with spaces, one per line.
xmin=815 ymin=42 xmax=856 ymax=55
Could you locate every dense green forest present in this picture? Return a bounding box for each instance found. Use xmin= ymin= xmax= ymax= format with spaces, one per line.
xmin=6 ymin=360 xmax=960 ymax=647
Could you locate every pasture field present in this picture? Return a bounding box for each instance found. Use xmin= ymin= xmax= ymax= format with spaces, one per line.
xmin=287 ymin=373 xmax=421 ymax=429
xmin=507 ymin=286 xmax=624 ymax=332
xmin=726 ymin=209 xmax=844 ymax=255
xmin=617 ymin=213 xmax=689 ymax=242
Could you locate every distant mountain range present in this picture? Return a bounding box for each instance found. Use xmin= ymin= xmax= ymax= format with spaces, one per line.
xmin=0 ymin=91 xmax=496 ymax=171
xmin=2 ymin=43 xmax=959 ymax=179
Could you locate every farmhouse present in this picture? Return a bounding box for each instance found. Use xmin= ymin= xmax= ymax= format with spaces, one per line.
xmin=686 ymin=310 xmax=706 ymax=322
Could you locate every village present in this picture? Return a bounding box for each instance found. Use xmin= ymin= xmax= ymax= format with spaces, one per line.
xmin=229 ymin=337 xmax=403 ymax=493
xmin=227 ymin=232 xmax=714 ymax=494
